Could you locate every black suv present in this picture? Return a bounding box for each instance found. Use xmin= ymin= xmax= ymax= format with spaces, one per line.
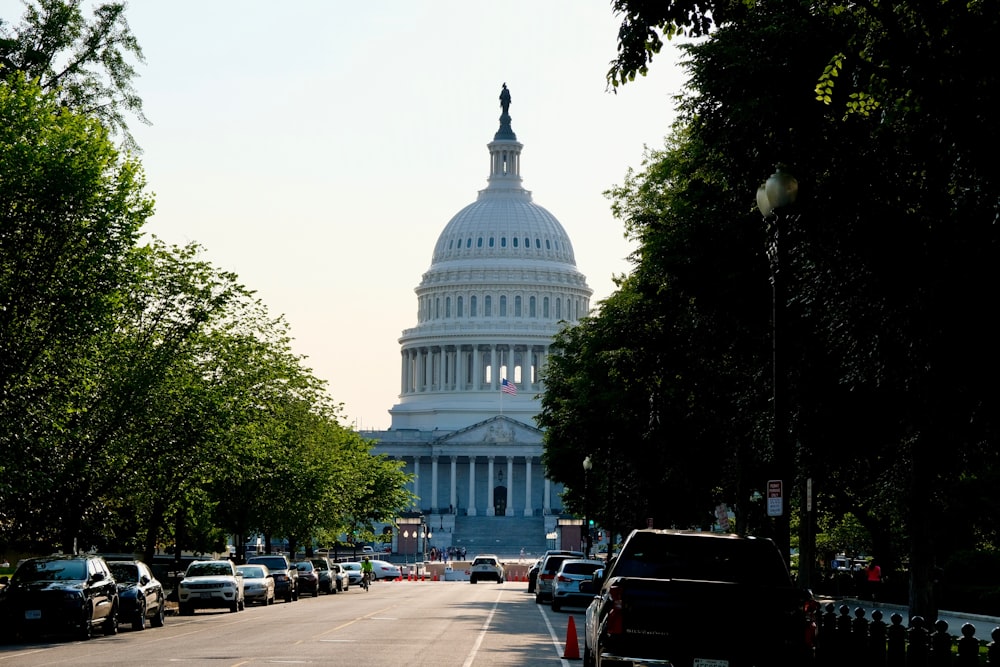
xmin=0 ymin=554 xmax=119 ymax=640
xmin=245 ymin=555 xmax=298 ymax=602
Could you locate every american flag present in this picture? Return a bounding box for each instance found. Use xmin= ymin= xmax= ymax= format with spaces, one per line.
xmin=501 ymin=378 xmax=517 ymax=396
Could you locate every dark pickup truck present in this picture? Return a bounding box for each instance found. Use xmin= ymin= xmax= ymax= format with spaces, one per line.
xmin=582 ymin=529 xmax=815 ymax=667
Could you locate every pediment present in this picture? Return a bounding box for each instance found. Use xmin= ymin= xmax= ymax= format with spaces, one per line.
xmin=434 ymin=415 xmax=542 ymax=446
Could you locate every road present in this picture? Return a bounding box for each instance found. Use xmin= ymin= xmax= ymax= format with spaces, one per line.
xmin=0 ymin=578 xmax=586 ymax=666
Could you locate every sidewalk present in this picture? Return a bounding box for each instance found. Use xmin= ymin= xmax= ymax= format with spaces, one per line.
xmin=817 ymin=597 xmax=1000 ymax=642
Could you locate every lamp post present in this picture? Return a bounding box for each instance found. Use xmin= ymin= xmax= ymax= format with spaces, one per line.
xmin=582 ymin=456 xmax=593 ymax=558
xmin=755 ymin=166 xmax=798 ymax=572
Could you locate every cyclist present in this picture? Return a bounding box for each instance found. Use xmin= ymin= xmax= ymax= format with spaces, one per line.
xmin=360 ymin=556 xmax=373 ymax=589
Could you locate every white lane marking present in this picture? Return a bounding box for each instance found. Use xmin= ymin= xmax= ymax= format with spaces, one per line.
xmin=538 ymin=603 xmax=573 ymax=667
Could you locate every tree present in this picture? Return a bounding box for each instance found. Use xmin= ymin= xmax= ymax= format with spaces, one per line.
xmin=0 ymin=73 xmax=152 ymax=552
xmin=0 ymin=0 xmax=146 ymax=147
xmin=586 ymin=0 xmax=1000 ymax=619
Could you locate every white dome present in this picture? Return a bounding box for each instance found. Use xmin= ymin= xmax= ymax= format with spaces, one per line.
xmin=389 ymin=85 xmax=591 ymax=432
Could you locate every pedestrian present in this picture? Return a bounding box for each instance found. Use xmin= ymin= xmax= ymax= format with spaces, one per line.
xmin=866 ymin=558 xmax=882 ymax=601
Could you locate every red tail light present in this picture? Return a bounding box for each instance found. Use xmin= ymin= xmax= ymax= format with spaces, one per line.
xmin=540 ymin=574 xmax=555 ymax=581
xmin=605 ymin=583 xmax=625 ymax=636
xmin=557 ymin=575 xmax=571 ymax=583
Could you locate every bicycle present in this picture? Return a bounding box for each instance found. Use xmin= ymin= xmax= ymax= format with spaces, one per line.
xmin=360 ymin=571 xmax=371 ymax=591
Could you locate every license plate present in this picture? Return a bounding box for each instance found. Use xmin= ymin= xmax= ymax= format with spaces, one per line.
xmin=693 ymin=660 xmax=728 ymax=667
xmin=200 ymin=592 xmax=213 ymax=598
xmin=24 ymin=610 xmax=41 ymax=620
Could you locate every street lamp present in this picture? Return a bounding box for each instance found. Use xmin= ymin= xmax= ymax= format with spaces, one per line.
xmin=582 ymin=456 xmax=593 ymax=558
xmin=755 ymin=166 xmax=798 ymax=573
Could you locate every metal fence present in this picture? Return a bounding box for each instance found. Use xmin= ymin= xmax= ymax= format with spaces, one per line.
xmin=814 ymin=603 xmax=998 ymax=666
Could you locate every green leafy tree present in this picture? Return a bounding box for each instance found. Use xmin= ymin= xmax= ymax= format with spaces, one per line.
xmin=0 ymin=0 xmax=146 ymax=147
xmin=0 ymin=73 xmax=151 ymax=552
xmin=586 ymin=0 xmax=1000 ymax=619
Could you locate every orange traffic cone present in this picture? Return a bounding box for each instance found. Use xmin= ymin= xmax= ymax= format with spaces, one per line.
xmin=563 ymin=616 xmax=581 ymax=660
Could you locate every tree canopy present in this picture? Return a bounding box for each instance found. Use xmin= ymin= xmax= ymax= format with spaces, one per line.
xmin=543 ymin=0 xmax=1000 ymax=619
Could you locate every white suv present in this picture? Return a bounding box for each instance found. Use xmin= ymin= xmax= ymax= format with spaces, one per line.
xmin=469 ymin=554 xmax=504 ymax=584
xmin=177 ymin=560 xmax=245 ymax=614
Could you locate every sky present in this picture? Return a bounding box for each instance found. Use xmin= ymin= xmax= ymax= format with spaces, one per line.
xmin=3 ymin=1 xmax=690 ymax=430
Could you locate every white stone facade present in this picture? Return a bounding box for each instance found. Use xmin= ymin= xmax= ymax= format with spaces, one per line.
xmin=366 ymin=86 xmax=591 ymax=549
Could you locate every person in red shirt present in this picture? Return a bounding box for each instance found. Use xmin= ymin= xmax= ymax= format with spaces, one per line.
xmin=866 ymin=559 xmax=882 ymax=601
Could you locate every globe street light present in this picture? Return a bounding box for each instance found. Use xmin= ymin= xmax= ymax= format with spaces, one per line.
xmin=582 ymin=456 xmax=593 ymax=558
xmin=755 ymin=166 xmax=798 ymax=572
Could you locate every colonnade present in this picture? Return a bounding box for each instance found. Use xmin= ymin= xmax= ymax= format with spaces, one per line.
xmin=406 ymin=454 xmax=555 ymax=517
xmin=400 ymin=343 xmax=548 ymax=394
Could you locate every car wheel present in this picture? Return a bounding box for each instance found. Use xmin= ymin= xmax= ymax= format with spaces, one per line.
xmin=583 ymin=644 xmax=595 ymax=667
xmin=103 ymin=604 xmax=118 ymax=636
xmin=284 ymin=590 xmax=292 ymax=603
xmin=229 ymin=601 xmax=238 ymax=613
xmin=535 ymin=592 xmax=543 ymax=604
xmin=151 ymin=598 xmax=165 ymax=628
xmin=551 ymin=600 xmax=562 ymax=612
xmin=133 ymin=600 xmax=146 ymax=630
xmin=313 ymin=587 xmax=319 ymax=598
xmin=267 ymin=592 xmax=274 ymax=605
xmin=470 ymin=575 xmax=477 ymax=584
xmin=238 ymin=597 xmax=245 ymax=611
xmin=78 ymin=607 xmax=94 ymax=641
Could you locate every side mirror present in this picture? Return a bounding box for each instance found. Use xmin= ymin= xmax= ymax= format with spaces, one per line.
xmin=579 ymin=569 xmax=604 ymax=594
xmin=140 ymin=575 xmax=150 ymax=585
xmin=91 ymin=572 xmax=106 ymax=583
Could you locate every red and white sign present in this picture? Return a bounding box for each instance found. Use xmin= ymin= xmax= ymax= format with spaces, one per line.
xmin=767 ymin=480 xmax=783 ymax=517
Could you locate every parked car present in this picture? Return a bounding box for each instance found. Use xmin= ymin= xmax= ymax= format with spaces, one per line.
xmin=528 ymin=550 xmax=582 ymax=593
xmin=549 ymin=558 xmax=604 ymax=612
xmin=340 ymin=561 xmax=363 ymax=586
xmin=469 ymin=555 xmax=505 ymax=584
xmin=536 ymin=553 xmax=585 ymax=603
xmin=368 ymin=559 xmax=402 ymax=581
xmin=330 ymin=562 xmax=349 ymax=591
xmin=294 ymin=561 xmax=320 ymax=597
xmin=246 ymin=554 xmax=298 ymax=602
xmin=107 ymin=560 xmax=166 ymax=630
xmin=0 ymin=554 xmax=119 ymax=640
xmin=583 ymin=529 xmax=815 ymax=666
xmin=177 ymin=560 xmax=244 ymax=615
xmin=235 ymin=564 xmax=274 ymax=606
xmin=310 ymin=557 xmax=340 ymax=594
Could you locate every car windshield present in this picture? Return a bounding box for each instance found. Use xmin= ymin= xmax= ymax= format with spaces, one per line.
xmin=108 ymin=562 xmax=139 ymax=583
xmin=237 ymin=566 xmax=265 ymax=578
xmin=311 ymin=560 xmax=328 ymax=570
xmin=187 ymin=562 xmax=233 ymax=577
xmin=473 ymin=558 xmax=496 ymax=566
xmin=561 ymin=562 xmax=603 ymax=576
xmin=15 ymin=559 xmax=87 ymax=582
xmin=295 ymin=563 xmax=313 ymax=571
xmin=342 ymin=563 xmax=360 ymax=571
xmin=251 ymin=558 xmax=286 ymax=570
xmin=543 ymin=557 xmax=572 ymax=573
xmin=612 ymin=533 xmax=791 ymax=586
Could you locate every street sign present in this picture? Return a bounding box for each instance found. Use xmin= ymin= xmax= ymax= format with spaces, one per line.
xmin=767 ymin=479 xmax=783 ymax=517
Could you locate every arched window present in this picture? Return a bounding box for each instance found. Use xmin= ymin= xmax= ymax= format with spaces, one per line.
xmin=489 ymin=237 xmax=495 ymax=247
xmin=546 ymin=239 xmax=551 ymax=250
xmin=524 ymin=237 xmax=530 ymax=248
xmin=446 ymin=297 xmax=451 ymax=318
xmin=543 ymin=297 xmax=549 ymax=318
xmin=515 ymin=296 xmax=522 ymax=317
xmin=513 ymin=237 xmax=519 ymax=248
xmin=529 ymin=296 xmax=536 ymax=317
xmin=466 ymin=238 xmax=472 ymax=248
xmin=457 ymin=296 xmax=464 ymax=317
xmin=501 ymin=237 xmax=507 ymax=247
xmin=485 ymin=295 xmax=492 ymax=316
xmin=477 ymin=237 xmax=483 ymax=247
xmin=500 ymin=295 xmax=507 ymax=317
xmin=470 ymin=295 xmax=477 ymax=317
xmin=535 ymin=238 xmax=541 ymax=249
xmin=555 ymin=298 xmax=561 ymax=319
xmin=436 ymin=298 xmax=441 ymax=319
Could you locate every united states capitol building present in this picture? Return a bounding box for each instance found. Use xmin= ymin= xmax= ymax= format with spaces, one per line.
xmin=363 ymin=85 xmax=592 ymax=557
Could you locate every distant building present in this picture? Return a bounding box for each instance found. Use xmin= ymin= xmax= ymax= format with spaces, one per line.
xmin=365 ymin=85 xmax=592 ymax=555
